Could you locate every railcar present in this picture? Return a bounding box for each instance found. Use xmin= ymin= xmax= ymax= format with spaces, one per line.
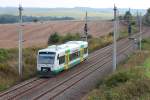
xmin=37 ymin=41 xmax=88 ymax=77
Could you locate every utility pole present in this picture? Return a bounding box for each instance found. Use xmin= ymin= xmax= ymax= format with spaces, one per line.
xmin=18 ymin=5 xmax=23 ymax=78
xmin=136 ymin=11 xmax=140 ymax=32
xmin=113 ymin=5 xmax=117 ymax=72
xmin=139 ymin=12 xmax=142 ymax=51
xmin=84 ymin=11 xmax=88 ymax=42
xmin=128 ymin=8 xmax=132 ymax=37
xmin=116 ymin=10 xmax=120 ymax=39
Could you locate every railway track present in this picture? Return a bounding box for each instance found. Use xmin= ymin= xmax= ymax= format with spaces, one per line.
xmin=0 ymin=78 xmax=50 ymax=100
xmin=17 ymin=39 xmax=132 ymax=100
xmin=32 ymin=41 xmax=133 ymax=100
xmin=0 ymin=38 xmax=133 ymax=100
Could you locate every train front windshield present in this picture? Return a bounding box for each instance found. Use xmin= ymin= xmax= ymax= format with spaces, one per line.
xmin=38 ymin=52 xmax=55 ymax=64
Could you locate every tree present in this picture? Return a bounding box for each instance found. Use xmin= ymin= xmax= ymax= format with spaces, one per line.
xmin=33 ymin=18 xmax=38 ymax=23
xmin=124 ymin=10 xmax=132 ymax=23
xmin=62 ymin=33 xmax=81 ymax=42
xmin=143 ymin=8 xmax=150 ymax=25
xmin=48 ymin=32 xmax=60 ymax=45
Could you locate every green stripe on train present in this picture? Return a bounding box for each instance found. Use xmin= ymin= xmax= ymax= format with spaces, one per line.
xmin=70 ymin=59 xmax=81 ymax=68
xmin=38 ymin=59 xmax=83 ymax=76
xmin=81 ymin=45 xmax=84 ymax=48
xmin=52 ymin=67 xmax=64 ymax=74
xmin=65 ymin=49 xmax=70 ymax=53
xmin=53 ymin=59 xmax=81 ymax=74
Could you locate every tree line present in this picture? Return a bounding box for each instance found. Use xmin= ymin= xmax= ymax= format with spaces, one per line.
xmin=143 ymin=8 xmax=150 ymax=26
xmin=122 ymin=8 xmax=150 ymax=26
xmin=0 ymin=15 xmax=74 ymax=24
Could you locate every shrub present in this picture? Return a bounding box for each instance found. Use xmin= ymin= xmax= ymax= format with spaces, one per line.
xmin=103 ymin=67 xmax=146 ymax=88
xmin=0 ymin=63 xmax=17 ymax=76
xmin=0 ymin=49 xmax=9 ymax=62
xmin=0 ymin=78 xmax=13 ymax=91
xmin=106 ymin=79 xmax=150 ymax=100
xmin=62 ymin=33 xmax=80 ymax=42
xmin=48 ymin=32 xmax=60 ymax=44
xmin=104 ymin=71 xmax=131 ymax=88
xmin=88 ymin=35 xmax=113 ymax=53
xmin=88 ymin=68 xmax=150 ymax=100
xmin=143 ymin=8 xmax=150 ymax=26
xmin=88 ymin=34 xmax=93 ymax=39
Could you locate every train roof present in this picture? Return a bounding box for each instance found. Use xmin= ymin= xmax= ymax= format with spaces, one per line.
xmin=38 ymin=41 xmax=88 ymax=53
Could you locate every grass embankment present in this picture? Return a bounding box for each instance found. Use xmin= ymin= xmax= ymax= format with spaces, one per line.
xmin=0 ymin=48 xmax=40 ymax=91
xmin=86 ymin=38 xmax=150 ymax=100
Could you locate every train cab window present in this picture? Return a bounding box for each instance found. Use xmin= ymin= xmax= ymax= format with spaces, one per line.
xmin=84 ymin=48 xmax=88 ymax=54
xmin=59 ymin=56 xmax=65 ymax=65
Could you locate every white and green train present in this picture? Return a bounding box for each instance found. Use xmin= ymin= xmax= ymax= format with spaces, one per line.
xmin=37 ymin=41 xmax=88 ymax=77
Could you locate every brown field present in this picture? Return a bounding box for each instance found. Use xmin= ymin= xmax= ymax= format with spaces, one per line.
xmin=0 ymin=20 xmax=124 ymax=48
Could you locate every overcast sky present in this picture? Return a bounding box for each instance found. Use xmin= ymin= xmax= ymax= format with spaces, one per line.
xmin=0 ymin=0 xmax=149 ymax=9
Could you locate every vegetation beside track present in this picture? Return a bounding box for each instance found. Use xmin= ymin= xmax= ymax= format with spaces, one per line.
xmin=0 ymin=48 xmax=40 ymax=91
xmin=85 ymin=37 xmax=150 ymax=100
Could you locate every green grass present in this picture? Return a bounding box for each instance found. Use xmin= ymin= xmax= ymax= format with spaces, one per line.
xmin=0 ymin=49 xmax=9 ymax=62
xmin=89 ymin=35 xmax=113 ymax=53
xmin=85 ymin=37 xmax=150 ymax=100
xmin=144 ymin=57 xmax=150 ymax=68
xmin=143 ymin=56 xmax=150 ymax=78
xmin=142 ymin=38 xmax=150 ymax=50
xmin=0 ymin=47 xmax=41 ymax=91
xmin=87 ymin=70 xmax=150 ymax=100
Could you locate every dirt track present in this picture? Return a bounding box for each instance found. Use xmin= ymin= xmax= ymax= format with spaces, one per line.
xmin=0 ymin=20 xmax=121 ymax=48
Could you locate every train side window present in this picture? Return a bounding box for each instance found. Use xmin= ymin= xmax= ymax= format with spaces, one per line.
xmin=70 ymin=52 xmax=79 ymax=61
xmin=84 ymin=48 xmax=88 ymax=54
xmin=76 ymin=52 xmax=79 ymax=58
xmin=78 ymin=51 xmax=80 ymax=56
xmin=70 ymin=53 xmax=74 ymax=61
xmin=59 ymin=56 xmax=65 ymax=65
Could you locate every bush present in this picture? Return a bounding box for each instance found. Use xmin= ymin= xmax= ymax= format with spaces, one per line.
xmin=62 ymin=33 xmax=80 ymax=42
xmin=88 ymin=34 xmax=93 ymax=39
xmin=104 ymin=79 xmax=150 ymax=100
xmin=88 ymin=35 xmax=113 ymax=53
xmin=103 ymin=68 xmax=145 ymax=88
xmin=0 ymin=49 xmax=9 ymax=62
xmin=48 ymin=32 xmax=60 ymax=45
xmin=104 ymin=71 xmax=131 ymax=88
xmin=88 ymin=68 xmax=150 ymax=100
xmin=143 ymin=8 xmax=150 ymax=26
xmin=0 ymin=63 xmax=17 ymax=76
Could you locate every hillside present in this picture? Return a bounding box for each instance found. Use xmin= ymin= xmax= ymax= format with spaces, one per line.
xmin=0 ymin=7 xmax=146 ymax=20
xmin=0 ymin=20 xmax=124 ymax=48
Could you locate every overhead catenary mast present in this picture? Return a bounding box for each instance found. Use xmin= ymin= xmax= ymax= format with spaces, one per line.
xmin=136 ymin=11 xmax=140 ymax=32
xmin=116 ymin=9 xmax=120 ymax=39
xmin=18 ymin=4 xmax=23 ymax=78
xmin=128 ymin=8 xmax=132 ymax=37
xmin=139 ymin=12 xmax=142 ymax=51
xmin=84 ymin=11 xmax=88 ymax=42
xmin=113 ymin=5 xmax=117 ymax=72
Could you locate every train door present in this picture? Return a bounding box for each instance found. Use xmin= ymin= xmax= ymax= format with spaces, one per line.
xmin=80 ymin=48 xmax=84 ymax=62
xmin=65 ymin=51 xmax=70 ymax=70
